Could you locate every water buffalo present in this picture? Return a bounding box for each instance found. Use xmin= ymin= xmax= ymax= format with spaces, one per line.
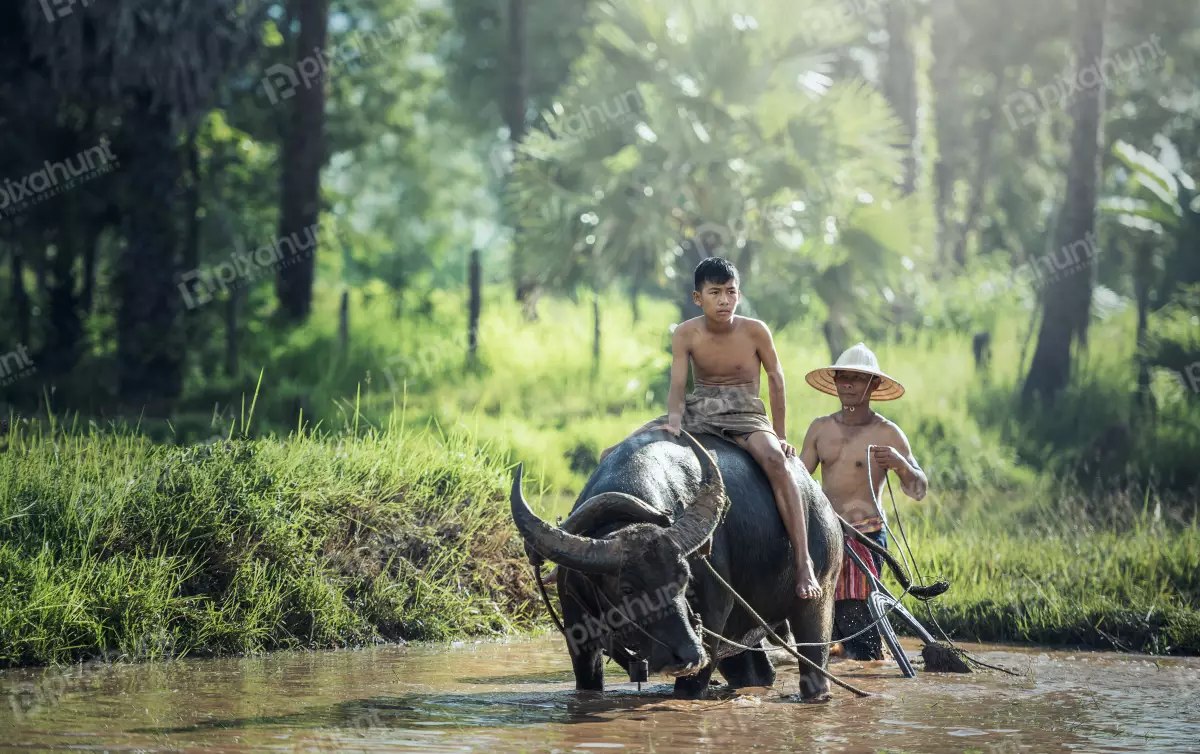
xmin=510 ymin=428 xmax=844 ymax=700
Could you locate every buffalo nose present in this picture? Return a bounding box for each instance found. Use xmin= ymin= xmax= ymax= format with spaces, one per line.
xmin=674 ymin=647 xmax=702 ymax=670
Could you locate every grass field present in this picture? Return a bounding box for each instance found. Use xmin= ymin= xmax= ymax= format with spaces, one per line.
xmin=2 ymin=286 xmax=1197 ymax=665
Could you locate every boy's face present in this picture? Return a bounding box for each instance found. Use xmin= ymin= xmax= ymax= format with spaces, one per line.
xmin=833 ymin=370 xmax=880 ymax=406
xmin=692 ymin=278 xmax=740 ymax=323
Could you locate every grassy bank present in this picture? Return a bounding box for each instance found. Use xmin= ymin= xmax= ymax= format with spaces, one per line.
xmin=900 ymin=482 xmax=1200 ymax=655
xmin=0 ymin=417 xmax=545 ymax=668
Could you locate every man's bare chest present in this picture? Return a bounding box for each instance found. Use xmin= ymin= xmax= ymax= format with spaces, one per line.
xmin=817 ymin=422 xmax=883 ymax=472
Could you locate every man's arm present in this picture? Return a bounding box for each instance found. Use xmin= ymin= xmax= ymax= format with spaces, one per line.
xmin=755 ymin=321 xmax=791 ymax=453
xmin=665 ymin=324 xmax=691 ymax=432
xmin=799 ymin=419 xmax=822 ymax=475
xmin=871 ymin=423 xmax=928 ymax=500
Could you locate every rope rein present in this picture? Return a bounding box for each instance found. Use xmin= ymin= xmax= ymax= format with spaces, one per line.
xmin=698 ymin=556 xmax=872 ymax=698
xmin=871 ymin=448 xmax=1020 ymax=677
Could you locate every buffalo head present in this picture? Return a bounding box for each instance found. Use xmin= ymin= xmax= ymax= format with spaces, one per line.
xmin=510 ymin=430 xmax=727 ymax=678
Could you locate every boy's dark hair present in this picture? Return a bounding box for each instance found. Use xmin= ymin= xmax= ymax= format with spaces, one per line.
xmin=694 ymin=257 xmax=740 ymax=292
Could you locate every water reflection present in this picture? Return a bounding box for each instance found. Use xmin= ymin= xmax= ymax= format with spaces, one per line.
xmin=1 ymin=636 xmax=1197 ymax=752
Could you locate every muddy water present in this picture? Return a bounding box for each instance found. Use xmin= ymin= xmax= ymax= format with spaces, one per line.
xmin=1 ymin=636 xmax=1197 ymax=753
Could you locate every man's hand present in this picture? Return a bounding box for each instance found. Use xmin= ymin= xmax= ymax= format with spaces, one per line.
xmin=871 ymin=445 xmax=908 ymax=472
xmin=779 ymin=438 xmax=797 ymax=458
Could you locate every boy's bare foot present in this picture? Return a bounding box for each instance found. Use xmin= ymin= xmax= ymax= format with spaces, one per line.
xmin=696 ymin=536 xmax=713 ymax=557
xmin=796 ymin=559 xmax=822 ymax=599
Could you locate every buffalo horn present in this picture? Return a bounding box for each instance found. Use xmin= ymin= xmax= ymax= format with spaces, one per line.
xmin=666 ymin=430 xmax=729 ymax=555
xmin=510 ymin=463 xmax=622 ymax=574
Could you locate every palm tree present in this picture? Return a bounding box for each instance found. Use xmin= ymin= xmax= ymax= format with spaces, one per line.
xmin=511 ymin=0 xmax=909 ymax=336
xmin=1100 ymin=140 xmax=1197 ymax=403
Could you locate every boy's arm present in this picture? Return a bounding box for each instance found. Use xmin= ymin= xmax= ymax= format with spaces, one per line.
xmin=665 ymin=325 xmax=690 ymax=432
xmin=799 ymin=419 xmax=822 ymax=475
xmin=755 ymin=322 xmax=791 ymax=452
xmin=871 ymin=424 xmax=928 ymax=500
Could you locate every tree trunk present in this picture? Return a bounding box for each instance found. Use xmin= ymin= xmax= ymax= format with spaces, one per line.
xmin=676 ymin=237 xmax=705 ymax=322
xmin=183 ymin=127 xmax=202 ymax=345
xmin=952 ymin=67 xmax=1006 ymax=266
xmin=1022 ymin=0 xmax=1106 ymax=404
xmin=45 ymin=223 xmax=81 ymax=376
xmin=275 ymin=0 xmax=330 ymax=323
xmin=504 ymin=0 xmax=528 ymax=144
xmin=1134 ymin=240 xmax=1153 ymax=405
xmin=467 ymin=248 xmax=481 ymax=367
xmin=931 ymin=0 xmax=962 ymax=267
xmin=823 ymin=316 xmax=846 ymax=364
xmin=116 ymin=97 xmax=184 ymax=409
xmin=8 ymin=245 xmax=31 ymax=347
xmin=225 ymin=287 xmax=241 ymax=378
xmin=883 ymin=0 xmax=918 ymax=195
xmin=592 ymin=287 xmax=601 ymax=374
xmin=338 ymin=289 xmax=350 ymax=356
xmin=506 ymin=0 xmax=537 ymax=317
xmin=80 ymin=230 xmax=99 ymax=315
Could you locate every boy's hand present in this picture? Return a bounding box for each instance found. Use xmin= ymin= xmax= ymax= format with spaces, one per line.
xmin=871 ymin=445 xmax=908 ymax=472
xmin=661 ymin=419 xmax=682 ymax=437
xmin=779 ymin=439 xmax=797 ymax=458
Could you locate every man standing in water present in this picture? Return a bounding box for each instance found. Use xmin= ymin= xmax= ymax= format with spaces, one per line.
xmin=597 ymin=257 xmax=823 ymax=599
xmin=799 ymin=343 xmax=928 ymax=659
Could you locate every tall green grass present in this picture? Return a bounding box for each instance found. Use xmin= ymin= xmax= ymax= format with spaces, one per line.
xmin=0 ymin=410 xmax=543 ymax=668
xmin=895 ymin=480 xmax=1200 ymax=654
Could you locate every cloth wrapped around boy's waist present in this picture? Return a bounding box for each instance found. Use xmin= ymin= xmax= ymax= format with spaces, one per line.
xmin=638 ymin=384 xmax=777 ymax=440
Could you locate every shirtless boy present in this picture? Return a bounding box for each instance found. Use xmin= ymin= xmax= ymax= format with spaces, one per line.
xmin=598 ymin=257 xmax=822 ymax=599
xmin=799 ymin=342 xmax=928 ymax=659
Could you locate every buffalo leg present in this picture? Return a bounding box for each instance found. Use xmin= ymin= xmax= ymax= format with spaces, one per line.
xmin=570 ymin=647 xmax=605 ymax=691
xmin=671 ymin=663 xmax=716 ymax=700
xmin=788 ymin=594 xmax=835 ymax=701
xmin=717 ymin=643 xmax=777 ymax=689
xmin=834 ymin=599 xmax=884 ymax=660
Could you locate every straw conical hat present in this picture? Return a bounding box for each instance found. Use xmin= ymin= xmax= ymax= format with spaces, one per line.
xmin=804 ymin=342 xmax=905 ymax=401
